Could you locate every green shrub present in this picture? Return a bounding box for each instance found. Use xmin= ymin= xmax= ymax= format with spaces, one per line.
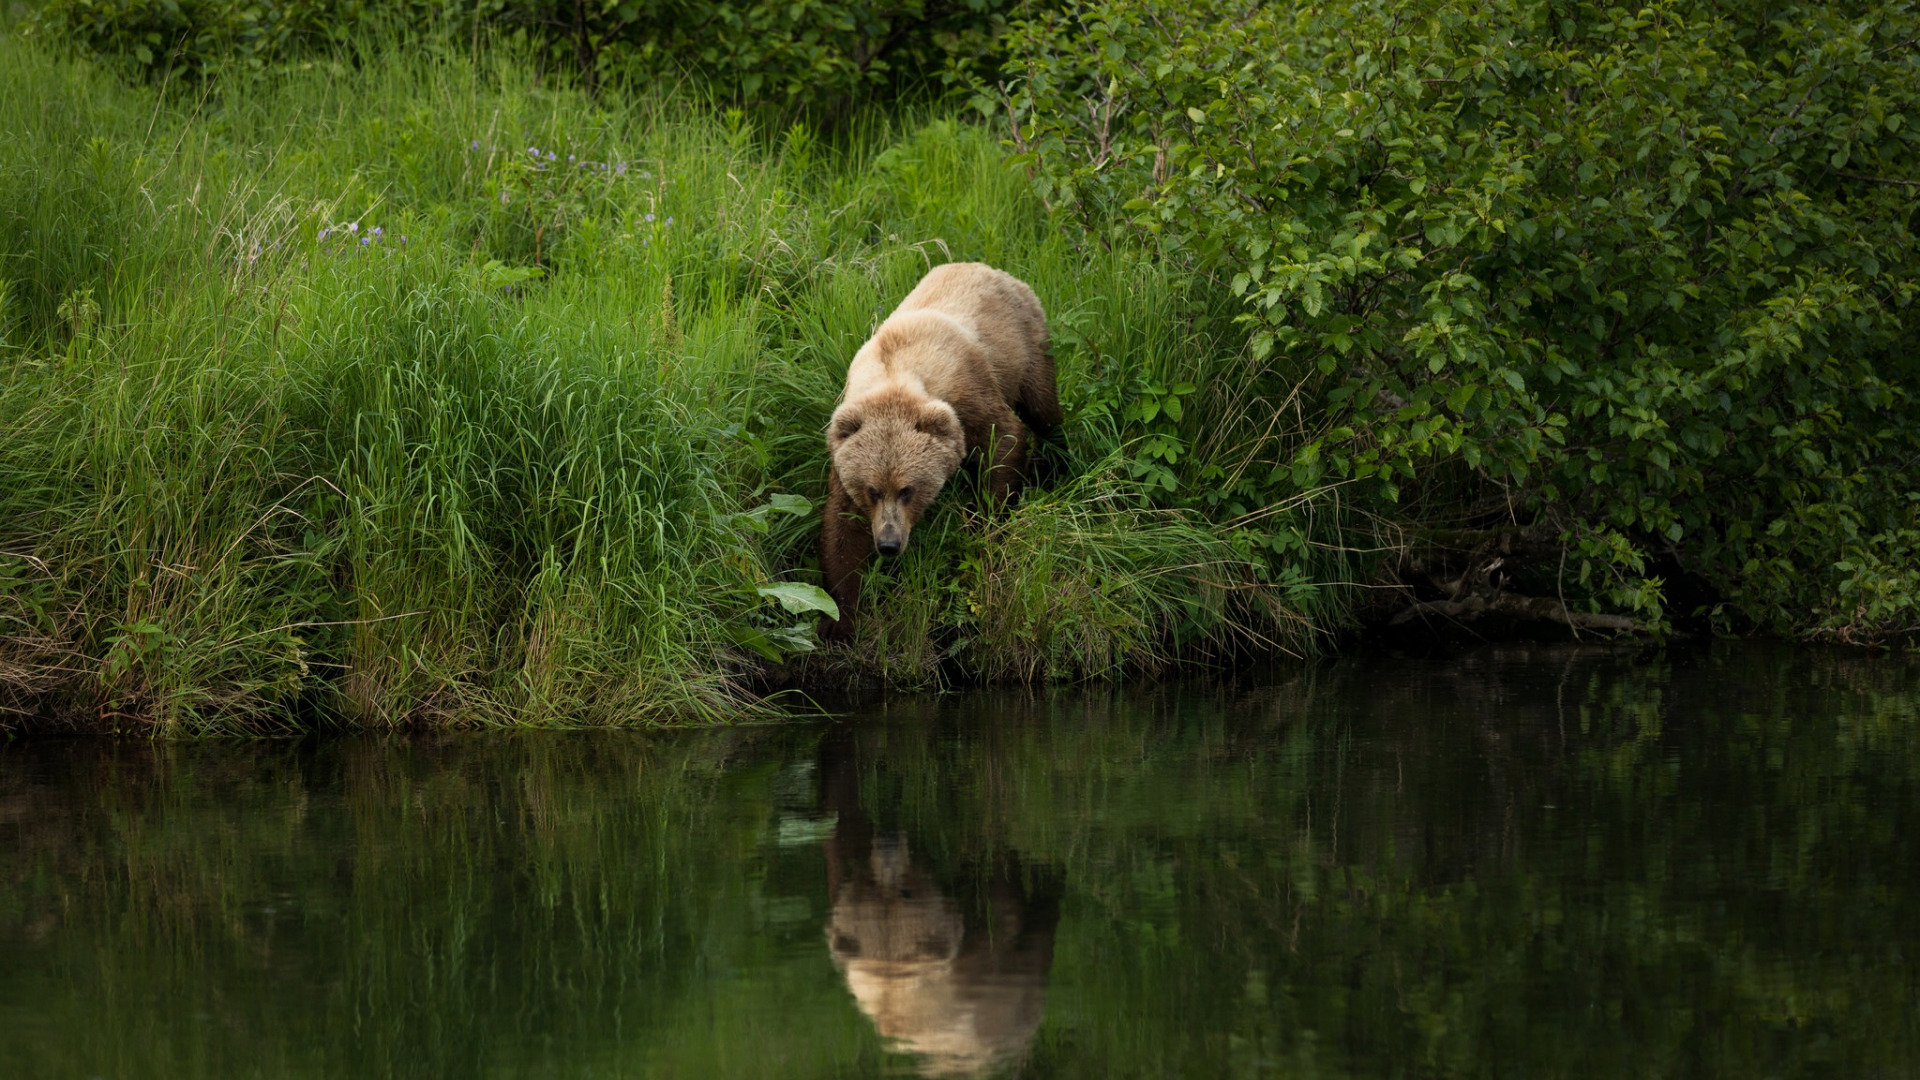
xmin=995 ymin=0 xmax=1920 ymax=637
xmin=26 ymin=0 xmax=434 ymax=75
xmin=28 ymin=0 xmax=1020 ymax=109
xmin=480 ymin=0 xmax=1021 ymax=103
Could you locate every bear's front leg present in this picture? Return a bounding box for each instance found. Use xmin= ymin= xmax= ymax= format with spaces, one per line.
xmin=819 ymin=469 xmax=869 ymax=642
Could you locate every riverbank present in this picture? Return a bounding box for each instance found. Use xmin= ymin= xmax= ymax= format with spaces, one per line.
xmin=9 ymin=7 xmax=1919 ymax=734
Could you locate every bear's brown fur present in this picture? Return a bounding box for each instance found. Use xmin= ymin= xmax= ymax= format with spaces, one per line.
xmin=820 ymin=263 xmax=1058 ymax=640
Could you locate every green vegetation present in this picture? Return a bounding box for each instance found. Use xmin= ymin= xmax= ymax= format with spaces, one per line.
xmin=27 ymin=0 xmax=1017 ymax=103
xmin=2 ymin=1 xmax=1917 ymax=731
xmin=1000 ymin=0 xmax=1920 ymax=639
xmin=0 ymin=33 xmax=1326 ymax=732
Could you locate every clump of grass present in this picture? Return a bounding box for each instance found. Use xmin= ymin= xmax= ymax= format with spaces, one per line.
xmin=0 ymin=35 xmax=1351 ymax=732
xmin=957 ymin=464 xmax=1323 ymax=681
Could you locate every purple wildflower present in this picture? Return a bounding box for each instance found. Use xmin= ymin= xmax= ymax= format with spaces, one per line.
xmin=615 ymin=162 xmax=627 ymax=175
xmin=470 ymin=140 xmax=480 ymax=151
xmin=645 ymin=213 xmax=655 ymax=222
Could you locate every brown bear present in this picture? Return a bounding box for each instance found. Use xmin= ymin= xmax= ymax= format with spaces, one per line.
xmin=820 ymin=262 xmax=1059 ymax=641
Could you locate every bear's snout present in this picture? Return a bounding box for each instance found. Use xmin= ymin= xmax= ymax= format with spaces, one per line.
xmin=872 ymin=501 xmax=910 ymax=557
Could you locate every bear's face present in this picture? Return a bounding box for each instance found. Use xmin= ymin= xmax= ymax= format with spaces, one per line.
xmin=828 ymin=394 xmax=965 ymax=558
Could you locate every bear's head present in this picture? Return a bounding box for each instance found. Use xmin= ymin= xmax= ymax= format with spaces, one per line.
xmin=828 ymin=389 xmax=965 ymax=558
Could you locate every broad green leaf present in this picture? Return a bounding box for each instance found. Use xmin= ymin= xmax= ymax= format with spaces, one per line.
xmin=757 ymin=582 xmax=840 ymax=619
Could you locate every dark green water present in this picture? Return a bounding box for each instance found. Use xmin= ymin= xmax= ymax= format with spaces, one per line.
xmin=3 ymin=645 xmax=1918 ymax=1078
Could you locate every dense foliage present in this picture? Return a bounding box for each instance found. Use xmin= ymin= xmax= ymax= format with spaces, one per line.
xmin=27 ymin=0 xmax=422 ymax=73
xmin=996 ymin=0 xmax=1920 ymax=638
xmin=29 ymin=0 xmax=1017 ymax=105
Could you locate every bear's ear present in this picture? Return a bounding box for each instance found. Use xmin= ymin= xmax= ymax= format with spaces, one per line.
xmin=915 ymin=402 xmax=960 ymax=443
xmin=827 ymin=404 xmax=863 ymax=446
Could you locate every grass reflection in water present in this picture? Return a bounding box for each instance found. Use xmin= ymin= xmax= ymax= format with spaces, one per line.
xmin=1 ymin=643 xmax=1917 ymax=1078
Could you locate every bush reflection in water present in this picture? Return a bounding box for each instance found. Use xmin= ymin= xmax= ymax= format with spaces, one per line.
xmin=2 ymin=644 xmax=1918 ymax=1077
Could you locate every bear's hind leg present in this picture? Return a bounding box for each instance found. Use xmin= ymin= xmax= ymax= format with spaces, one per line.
xmin=819 ymin=469 xmax=869 ymax=642
xmin=1012 ymin=346 xmax=1063 ymax=489
xmin=985 ymin=415 xmax=1030 ymax=504
xmin=1015 ymin=345 xmax=1063 ymax=435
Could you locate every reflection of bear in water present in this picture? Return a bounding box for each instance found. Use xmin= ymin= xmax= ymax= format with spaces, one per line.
xmin=821 ymin=740 xmax=1059 ymax=1078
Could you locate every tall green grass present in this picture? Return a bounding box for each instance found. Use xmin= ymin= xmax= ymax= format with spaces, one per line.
xmin=0 ymin=37 xmax=1345 ymax=732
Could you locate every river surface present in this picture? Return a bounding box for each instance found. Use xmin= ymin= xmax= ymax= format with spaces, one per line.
xmin=3 ymin=644 xmax=1917 ymax=1078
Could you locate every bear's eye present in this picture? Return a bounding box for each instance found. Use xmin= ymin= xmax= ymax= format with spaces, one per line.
xmin=866 ymin=486 xmax=879 ymax=502
xmin=898 ymin=487 xmax=914 ymax=503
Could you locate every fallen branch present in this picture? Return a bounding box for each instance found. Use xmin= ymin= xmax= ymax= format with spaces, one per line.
xmin=1837 ymin=171 xmax=1920 ymax=188
xmin=1390 ymin=590 xmax=1642 ymax=632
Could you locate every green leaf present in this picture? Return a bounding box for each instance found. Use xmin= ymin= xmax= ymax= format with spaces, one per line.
xmin=477 ymin=260 xmax=543 ymax=290
xmin=726 ymin=625 xmax=784 ymax=663
xmin=767 ymin=493 xmax=812 ymax=515
xmin=757 ymin=582 xmax=840 ymax=619
xmin=765 ymin=622 xmax=818 ymax=654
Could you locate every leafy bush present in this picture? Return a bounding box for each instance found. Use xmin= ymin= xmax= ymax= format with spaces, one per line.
xmin=26 ymin=0 xmax=433 ymax=75
xmin=995 ymin=0 xmax=1920 ymax=637
xmin=28 ymin=0 xmax=1019 ymax=108
xmin=480 ymin=0 xmax=1021 ymax=102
